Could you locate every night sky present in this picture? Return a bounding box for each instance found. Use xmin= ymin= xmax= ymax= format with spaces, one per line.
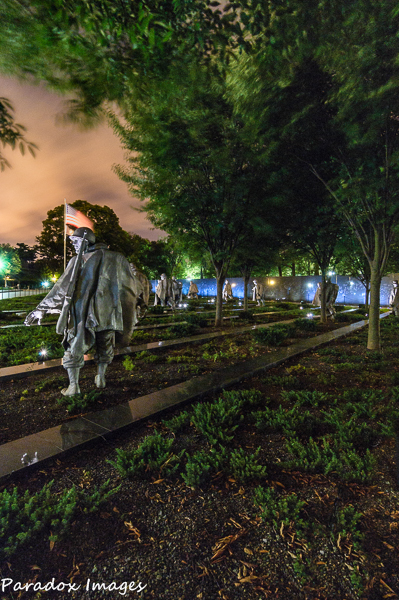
xmin=1 ymin=75 xmax=164 ymax=248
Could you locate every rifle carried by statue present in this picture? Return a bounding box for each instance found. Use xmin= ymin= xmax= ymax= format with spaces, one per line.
xmin=56 ymin=231 xmax=88 ymax=336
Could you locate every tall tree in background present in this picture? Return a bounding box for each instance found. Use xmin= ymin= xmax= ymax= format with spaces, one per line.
xmin=0 ymin=97 xmax=37 ymax=170
xmin=230 ymin=58 xmax=344 ymax=322
xmin=316 ymin=0 xmax=399 ymax=349
xmin=0 ymin=243 xmax=21 ymax=286
xmin=127 ymin=234 xmax=182 ymax=281
xmin=112 ymin=62 xmax=270 ymax=325
xmin=233 ymin=0 xmax=399 ymax=346
xmin=36 ymin=200 xmax=134 ymax=271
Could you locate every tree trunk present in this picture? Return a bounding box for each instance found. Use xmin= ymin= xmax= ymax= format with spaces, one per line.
xmin=320 ymin=270 xmax=327 ymax=324
xmin=367 ymin=261 xmax=382 ymax=350
xmin=291 ymin=263 xmax=296 ymax=276
xmin=215 ymin=274 xmax=224 ymax=326
xmin=365 ymin=280 xmax=370 ymax=309
xmin=278 ymin=265 xmax=283 ymax=277
xmin=243 ymin=274 xmax=250 ymax=311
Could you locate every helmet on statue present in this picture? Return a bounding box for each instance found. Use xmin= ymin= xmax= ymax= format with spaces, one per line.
xmin=70 ymin=227 xmax=96 ymax=245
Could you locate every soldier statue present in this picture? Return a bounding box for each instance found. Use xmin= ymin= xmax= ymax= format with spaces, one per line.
xmin=312 ymin=282 xmax=322 ymax=307
xmin=312 ymin=279 xmax=339 ymax=319
xmin=130 ymin=263 xmax=150 ymax=319
xmin=187 ymin=281 xmax=199 ymax=299
xmin=252 ymin=279 xmax=265 ymax=306
xmin=154 ymin=274 xmax=171 ymax=307
xmin=222 ymin=279 xmax=233 ymax=301
xmin=24 ymin=227 xmax=138 ymax=396
xmin=171 ymin=276 xmax=183 ymax=305
xmin=389 ymin=280 xmax=399 ymax=316
xmin=325 ymin=279 xmax=339 ymax=319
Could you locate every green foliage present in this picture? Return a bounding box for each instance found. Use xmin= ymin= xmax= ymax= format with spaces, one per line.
xmin=191 ymin=396 xmax=243 ymax=445
xmin=184 ymin=313 xmax=208 ymax=328
xmin=123 ymin=355 xmax=135 ymax=371
xmin=129 ymin=330 xmax=155 ymax=344
xmin=166 ymin=354 xmax=194 ymax=364
xmin=0 ymin=480 xmax=118 ymax=557
xmin=280 ymin=389 xmax=330 ymax=408
xmin=285 ymin=437 xmax=376 ymax=483
xmin=136 ymin=350 xmax=160 ymax=363
xmin=253 ymin=486 xmax=307 ymax=534
xmin=148 ymin=305 xmax=165 ymax=315
xmin=57 ymin=390 xmax=101 ymax=414
xmin=181 ymin=447 xmax=227 ymax=488
xmin=334 ymin=505 xmax=364 ymax=550
xmin=253 ymin=404 xmax=322 ymax=438
xmin=162 ymin=411 xmax=191 ymax=434
xmin=237 ymin=310 xmax=255 ymax=322
xmin=318 ymin=347 xmax=343 ymax=357
xmin=293 ymin=317 xmax=319 ymax=332
xmin=167 ymin=322 xmax=198 ymax=337
xmin=220 ymin=389 xmax=264 ymax=408
xmin=262 ymin=374 xmax=301 ymax=389
xmin=109 ymin=433 xmax=183 ymax=478
xmin=34 ymin=376 xmax=65 ymax=393
xmin=227 ymin=447 xmax=267 ymax=482
xmin=0 ymin=294 xmax=44 ymax=311
xmin=0 ymin=97 xmax=37 ymax=171
xmin=252 ymin=323 xmax=295 ymax=346
xmin=317 ymin=373 xmax=337 ymax=386
xmin=275 ymin=302 xmax=297 ymax=310
xmin=35 ymin=201 xmax=135 ymax=272
xmin=0 ymin=326 xmax=62 ymax=367
xmin=334 ymin=312 xmax=367 ymax=323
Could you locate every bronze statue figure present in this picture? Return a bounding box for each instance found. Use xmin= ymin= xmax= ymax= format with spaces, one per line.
xmin=25 ymin=227 xmax=138 ymax=395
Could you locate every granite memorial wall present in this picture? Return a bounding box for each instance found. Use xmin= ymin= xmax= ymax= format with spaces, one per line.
xmin=150 ymin=275 xmax=399 ymax=306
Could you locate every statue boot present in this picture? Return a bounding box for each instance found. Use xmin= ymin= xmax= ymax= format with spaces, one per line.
xmin=61 ymin=368 xmax=81 ymax=396
xmin=95 ymin=363 xmax=107 ymax=389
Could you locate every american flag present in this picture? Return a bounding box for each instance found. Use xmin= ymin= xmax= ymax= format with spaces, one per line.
xmin=65 ymin=203 xmax=93 ymax=230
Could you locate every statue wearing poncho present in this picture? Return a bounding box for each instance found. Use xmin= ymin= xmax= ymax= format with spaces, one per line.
xmin=25 ymin=228 xmax=138 ymax=395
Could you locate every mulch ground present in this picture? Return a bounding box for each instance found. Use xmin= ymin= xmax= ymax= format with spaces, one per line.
xmin=1 ymin=316 xmax=399 ymax=600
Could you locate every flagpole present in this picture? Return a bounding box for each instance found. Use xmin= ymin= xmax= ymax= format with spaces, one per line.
xmin=64 ymin=198 xmax=67 ymax=272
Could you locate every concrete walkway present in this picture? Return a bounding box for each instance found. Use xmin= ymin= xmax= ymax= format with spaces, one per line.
xmin=0 ymin=314 xmax=386 ymax=482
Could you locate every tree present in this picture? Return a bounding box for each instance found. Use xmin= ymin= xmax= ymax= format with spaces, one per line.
xmin=230 ymin=1 xmax=399 ymax=345
xmin=127 ymin=234 xmax=182 ymax=281
xmin=230 ymin=56 xmax=345 ymax=322
xmin=333 ymin=236 xmax=371 ymax=307
xmin=36 ymin=200 xmax=134 ymax=271
xmin=0 ymin=0 xmax=244 ymax=123
xmin=0 ymin=243 xmax=22 ymax=286
xmin=112 ymin=62 xmax=271 ymax=325
xmin=0 ymin=97 xmax=37 ymax=170
xmin=14 ymin=242 xmax=39 ymax=286
xmin=306 ymin=0 xmax=399 ymax=349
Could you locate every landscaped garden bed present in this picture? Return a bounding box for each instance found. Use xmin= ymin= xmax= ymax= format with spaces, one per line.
xmin=0 ymin=296 xmax=370 ymax=445
xmin=0 ymin=295 xmax=398 ymax=599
